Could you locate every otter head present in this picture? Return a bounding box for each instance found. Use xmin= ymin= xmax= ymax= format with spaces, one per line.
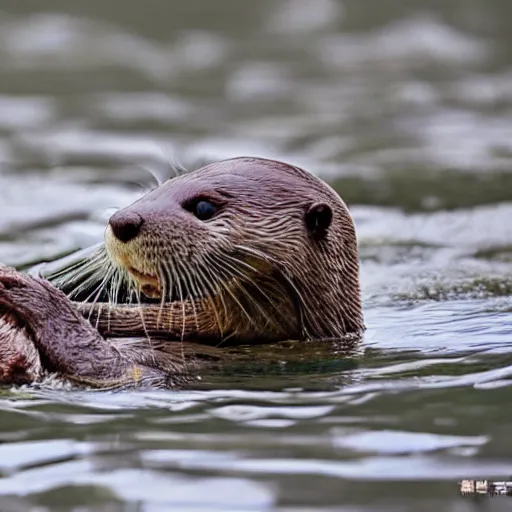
xmin=104 ymin=157 xmax=364 ymax=343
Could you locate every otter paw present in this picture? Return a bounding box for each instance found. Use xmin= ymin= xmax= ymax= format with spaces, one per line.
xmin=0 ymin=266 xmax=56 ymax=324
xmin=0 ymin=266 xmax=34 ymax=303
xmin=0 ymin=267 xmax=24 ymax=308
xmin=0 ymin=266 xmax=31 ymax=290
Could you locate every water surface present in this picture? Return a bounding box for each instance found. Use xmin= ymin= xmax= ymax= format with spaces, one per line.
xmin=0 ymin=1 xmax=512 ymax=510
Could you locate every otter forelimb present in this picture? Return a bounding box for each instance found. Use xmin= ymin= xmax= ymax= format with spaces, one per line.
xmin=0 ymin=267 xmax=180 ymax=387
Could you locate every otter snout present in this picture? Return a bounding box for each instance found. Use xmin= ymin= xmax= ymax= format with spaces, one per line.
xmin=109 ymin=211 xmax=144 ymax=243
xmin=105 ymin=209 xmax=162 ymax=299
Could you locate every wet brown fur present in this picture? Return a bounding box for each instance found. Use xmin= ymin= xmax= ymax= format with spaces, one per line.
xmin=0 ymin=157 xmax=364 ymax=388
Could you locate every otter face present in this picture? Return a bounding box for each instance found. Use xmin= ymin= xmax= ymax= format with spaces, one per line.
xmin=104 ymin=157 xmax=363 ymax=342
xmin=105 ymin=167 xmax=238 ymax=302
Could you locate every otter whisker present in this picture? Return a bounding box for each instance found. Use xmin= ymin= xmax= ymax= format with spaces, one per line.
xmin=112 ymin=266 xmax=130 ymax=306
xmin=156 ymin=263 xmax=168 ymax=330
xmin=171 ymin=261 xmax=187 ymax=344
xmin=166 ymin=259 xmax=188 ymax=361
xmin=209 ymin=254 xmax=278 ymax=332
xmin=135 ymin=163 xmax=163 ymax=187
xmin=193 ymin=263 xmax=225 ymax=339
xmin=166 ymin=259 xmax=186 ymax=341
xmin=221 ymin=253 xmax=287 ymax=315
xmin=105 ymin=268 xmax=119 ymax=335
xmin=156 ymin=144 xmax=188 ymax=179
xmin=106 ymin=267 xmax=117 ymax=305
xmin=205 ymin=256 xmax=257 ymax=333
xmin=59 ymin=253 xmax=112 ymax=301
xmin=229 ymin=278 xmax=275 ymax=332
xmin=233 ymin=244 xmax=312 ymax=338
xmin=134 ymin=287 xmax=152 ymax=343
xmin=94 ymin=302 xmax=105 ymax=330
xmin=188 ymin=261 xmax=226 ymax=339
xmin=216 ymin=278 xmax=254 ymax=335
xmin=197 ymin=259 xmax=230 ymax=338
xmin=80 ymin=266 xmax=115 ymax=321
xmin=160 ymin=263 xmax=176 ymax=339
xmin=50 ymin=247 xmax=108 ymax=279
xmin=221 ymin=252 xmax=304 ymax=334
xmin=86 ymin=275 xmax=112 ymax=322
xmin=176 ymin=259 xmax=201 ymax=333
xmin=51 ymin=261 xmax=98 ymax=289
xmin=106 ymin=266 xmax=127 ymax=334
xmin=122 ymin=272 xmax=154 ymax=350
xmin=161 ymin=260 xmax=187 ymax=349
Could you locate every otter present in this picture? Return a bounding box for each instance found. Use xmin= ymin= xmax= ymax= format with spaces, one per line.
xmin=0 ymin=157 xmax=364 ymax=388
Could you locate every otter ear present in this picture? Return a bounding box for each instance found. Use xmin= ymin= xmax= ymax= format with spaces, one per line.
xmin=305 ymin=203 xmax=332 ymax=240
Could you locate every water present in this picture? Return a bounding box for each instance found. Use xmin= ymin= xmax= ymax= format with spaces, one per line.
xmin=0 ymin=0 xmax=512 ymax=510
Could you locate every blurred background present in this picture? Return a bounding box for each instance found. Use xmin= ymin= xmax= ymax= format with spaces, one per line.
xmin=0 ymin=1 xmax=512 ymax=511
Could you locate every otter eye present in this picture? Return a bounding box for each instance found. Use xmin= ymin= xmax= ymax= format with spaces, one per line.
xmin=193 ymin=200 xmax=217 ymax=221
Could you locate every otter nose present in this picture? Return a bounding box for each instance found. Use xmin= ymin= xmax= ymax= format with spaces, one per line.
xmin=109 ymin=211 xmax=143 ymax=243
